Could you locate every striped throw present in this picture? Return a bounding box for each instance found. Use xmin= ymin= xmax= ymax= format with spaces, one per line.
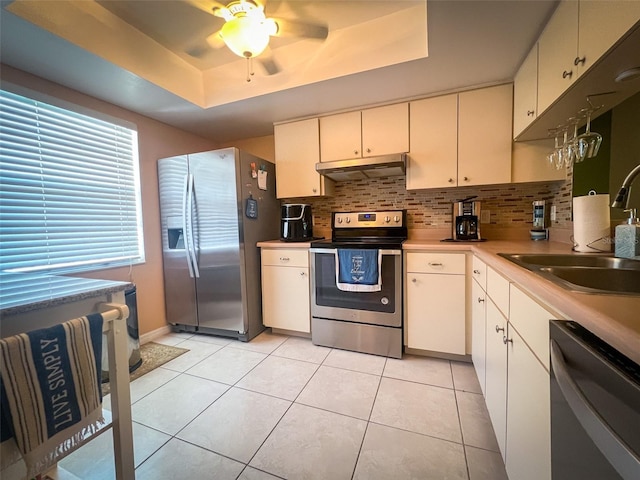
xmin=0 ymin=313 xmax=104 ymax=479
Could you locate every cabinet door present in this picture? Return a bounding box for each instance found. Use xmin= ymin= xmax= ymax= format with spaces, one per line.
xmin=406 ymin=272 xmax=465 ymax=355
xmin=512 ymin=139 xmax=566 ymax=183
xmin=262 ymin=265 xmax=311 ymax=333
xmin=458 ymin=84 xmax=513 ymax=187
xmin=577 ymin=0 xmax=640 ymax=78
xmin=513 ymin=44 xmax=538 ymax=139
xmin=485 ymin=298 xmax=507 ymax=460
xmin=319 ymin=111 xmax=362 ymax=161
xmin=361 ymin=103 xmax=409 ymax=157
xmin=275 ymin=118 xmax=333 ymax=198
xmin=538 ymin=0 xmax=579 ymax=114
xmin=407 ymin=94 xmax=458 ymax=189
xmin=506 ymin=325 xmax=551 ymax=480
xmin=471 ymin=279 xmax=487 ymax=395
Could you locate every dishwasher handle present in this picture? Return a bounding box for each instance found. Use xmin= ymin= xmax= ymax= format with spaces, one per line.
xmin=550 ymin=339 xmax=640 ymax=480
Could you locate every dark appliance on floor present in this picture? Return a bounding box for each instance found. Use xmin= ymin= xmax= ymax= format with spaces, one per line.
xmin=281 ymin=203 xmax=313 ymax=241
xmin=549 ymin=320 xmax=640 ymax=480
xmin=310 ymin=210 xmax=407 ymax=358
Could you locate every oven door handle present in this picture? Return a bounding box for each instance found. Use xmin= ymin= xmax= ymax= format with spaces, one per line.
xmin=550 ymin=339 xmax=640 ymax=480
xmin=310 ymin=248 xmax=401 ymax=256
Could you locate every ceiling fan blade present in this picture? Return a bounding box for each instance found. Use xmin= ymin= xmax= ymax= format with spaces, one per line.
xmin=185 ymin=0 xmax=228 ymax=17
xmin=258 ymin=47 xmax=280 ymax=75
xmin=271 ymin=18 xmax=328 ymax=40
xmin=205 ymin=29 xmax=227 ymax=49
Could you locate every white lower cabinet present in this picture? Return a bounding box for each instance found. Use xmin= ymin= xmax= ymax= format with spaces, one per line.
xmin=260 ymin=248 xmax=311 ymax=333
xmin=471 ymin=260 xmax=554 ymax=479
xmin=506 ymin=325 xmax=551 ymax=480
xmin=485 ymin=297 xmax=508 ymax=459
xmin=405 ymin=252 xmax=466 ymax=355
xmin=471 ymin=277 xmax=487 ymax=395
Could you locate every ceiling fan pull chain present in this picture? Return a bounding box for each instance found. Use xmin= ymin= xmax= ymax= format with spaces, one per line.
xmin=246 ymin=56 xmax=256 ymax=83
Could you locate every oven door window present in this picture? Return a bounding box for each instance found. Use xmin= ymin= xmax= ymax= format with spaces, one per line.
xmin=313 ymin=252 xmax=396 ymax=313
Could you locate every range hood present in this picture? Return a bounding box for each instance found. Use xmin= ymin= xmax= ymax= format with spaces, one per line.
xmin=315 ymin=153 xmax=407 ymax=181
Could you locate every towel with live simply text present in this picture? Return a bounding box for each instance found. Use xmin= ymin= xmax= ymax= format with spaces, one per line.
xmin=336 ymin=249 xmax=382 ymax=292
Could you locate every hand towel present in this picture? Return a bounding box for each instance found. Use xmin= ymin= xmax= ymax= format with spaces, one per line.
xmin=0 ymin=313 xmax=104 ymax=479
xmin=336 ymin=249 xmax=382 ymax=292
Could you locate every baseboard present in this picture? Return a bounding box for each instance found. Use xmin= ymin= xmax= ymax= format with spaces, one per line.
xmin=139 ymin=325 xmax=173 ymax=345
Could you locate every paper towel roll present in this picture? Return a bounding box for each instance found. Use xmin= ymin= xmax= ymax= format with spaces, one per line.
xmin=572 ymin=194 xmax=611 ymax=252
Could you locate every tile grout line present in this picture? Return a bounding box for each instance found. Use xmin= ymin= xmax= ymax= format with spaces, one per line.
xmin=451 ymin=361 xmax=473 ymax=480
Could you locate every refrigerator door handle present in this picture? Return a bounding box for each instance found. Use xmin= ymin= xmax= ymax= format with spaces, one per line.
xmin=187 ymin=173 xmax=200 ymax=278
xmin=182 ymin=173 xmax=195 ymax=278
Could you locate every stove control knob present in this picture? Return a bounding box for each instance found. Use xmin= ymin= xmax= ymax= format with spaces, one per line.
xmin=337 ymin=217 xmax=343 ymax=224
xmin=345 ymin=217 xmax=351 ymax=224
xmin=394 ymin=215 xmax=400 ymax=223
xmin=384 ymin=216 xmax=391 ymax=223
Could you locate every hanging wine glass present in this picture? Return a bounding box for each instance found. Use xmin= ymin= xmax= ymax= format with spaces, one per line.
xmin=576 ymin=107 xmax=602 ymax=161
xmin=546 ymin=128 xmax=560 ymax=168
xmin=563 ymin=118 xmax=577 ymax=168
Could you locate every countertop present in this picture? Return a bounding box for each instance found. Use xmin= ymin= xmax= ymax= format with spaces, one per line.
xmin=403 ymin=239 xmax=640 ymax=366
xmin=0 ymin=273 xmax=132 ymax=316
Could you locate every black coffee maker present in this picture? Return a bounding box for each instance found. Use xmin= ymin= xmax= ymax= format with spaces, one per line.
xmin=281 ymin=204 xmax=313 ymax=241
xmin=452 ymin=196 xmax=481 ymax=241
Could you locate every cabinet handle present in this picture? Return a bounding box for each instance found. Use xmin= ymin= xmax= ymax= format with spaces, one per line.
xmin=473 ymin=269 xmax=480 ymax=274
xmin=495 ymin=325 xmax=504 ymax=333
xmin=562 ymin=70 xmax=573 ymax=79
xmin=463 ymin=176 xmax=469 ymax=182
xmin=411 ymin=278 xmax=417 ymax=283
xmin=280 ymin=257 xmax=290 ymax=261
xmin=312 ymin=188 xmax=317 ymax=193
xmin=527 ymin=110 xmax=535 ymax=116
xmin=366 ymin=148 xmax=371 ymax=153
xmin=448 ymin=178 xmax=454 ymax=183
xmin=477 ymin=297 xmax=485 ymax=303
xmin=354 ymin=150 xmax=359 ymax=155
xmin=300 ymin=271 xmax=306 ymax=276
xmin=428 ymin=262 xmax=443 ymax=267
xmin=574 ymin=56 xmax=586 ymax=66
xmin=503 ymin=336 xmax=513 ymax=345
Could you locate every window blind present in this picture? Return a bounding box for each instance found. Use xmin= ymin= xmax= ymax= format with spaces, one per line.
xmin=0 ymin=89 xmax=145 ymax=274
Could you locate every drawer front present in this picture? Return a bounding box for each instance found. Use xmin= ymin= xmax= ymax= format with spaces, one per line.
xmin=509 ymin=285 xmax=555 ymax=371
xmin=487 ymin=266 xmax=510 ymax=317
xmin=261 ymin=248 xmax=309 ymax=267
xmin=472 ymin=256 xmax=487 ymax=291
xmin=406 ymin=252 xmax=466 ymax=275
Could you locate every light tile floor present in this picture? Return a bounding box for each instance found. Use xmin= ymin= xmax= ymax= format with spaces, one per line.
xmin=57 ymin=330 xmax=508 ymax=480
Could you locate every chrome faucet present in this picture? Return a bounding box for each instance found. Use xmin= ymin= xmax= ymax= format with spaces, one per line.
xmin=611 ymin=163 xmax=640 ymax=209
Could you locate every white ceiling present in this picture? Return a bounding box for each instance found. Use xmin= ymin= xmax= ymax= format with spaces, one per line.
xmin=0 ymin=0 xmax=558 ymax=144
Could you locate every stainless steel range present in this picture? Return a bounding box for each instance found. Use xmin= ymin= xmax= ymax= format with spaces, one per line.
xmin=309 ymin=210 xmax=407 ymax=358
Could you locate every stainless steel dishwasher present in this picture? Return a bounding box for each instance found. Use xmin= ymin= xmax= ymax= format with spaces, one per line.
xmin=549 ymin=321 xmax=640 ymax=480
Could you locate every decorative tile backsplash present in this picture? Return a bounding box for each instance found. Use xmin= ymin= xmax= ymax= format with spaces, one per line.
xmin=285 ymin=170 xmax=573 ymax=232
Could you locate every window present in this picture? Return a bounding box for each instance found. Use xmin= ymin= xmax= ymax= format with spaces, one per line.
xmin=0 ymin=89 xmax=145 ymax=274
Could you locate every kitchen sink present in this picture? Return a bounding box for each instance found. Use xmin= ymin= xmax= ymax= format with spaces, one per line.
xmin=498 ymin=253 xmax=640 ymax=295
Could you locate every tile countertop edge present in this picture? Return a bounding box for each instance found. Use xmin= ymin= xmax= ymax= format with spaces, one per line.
xmin=257 ymin=240 xmax=313 ymax=248
xmin=403 ymin=240 xmax=640 ymax=366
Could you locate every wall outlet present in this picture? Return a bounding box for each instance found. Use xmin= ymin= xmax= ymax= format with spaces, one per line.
xmin=550 ymin=205 xmax=557 ymax=222
xmin=481 ymin=210 xmax=491 ymax=224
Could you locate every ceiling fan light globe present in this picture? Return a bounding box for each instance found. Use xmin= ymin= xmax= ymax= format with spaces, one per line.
xmin=221 ymin=16 xmax=270 ymax=58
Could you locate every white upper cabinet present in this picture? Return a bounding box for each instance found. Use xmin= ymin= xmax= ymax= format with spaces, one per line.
xmin=537 ymin=0 xmax=640 ymax=116
xmin=274 ymin=118 xmax=334 ymax=198
xmin=577 ymin=0 xmax=640 ymax=77
xmin=513 ymin=44 xmax=539 ymax=139
xmin=320 ymin=103 xmax=409 ymax=162
xmin=408 ymin=84 xmax=513 ymax=190
xmin=537 ymin=0 xmax=579 ymax=114
xmin=458 ymin=84 xmax=513 ymax=187
xmin=361 ymin=103 xmax=409 ymax=157
xmin=407 ymin=94 xmax=458 ymax=189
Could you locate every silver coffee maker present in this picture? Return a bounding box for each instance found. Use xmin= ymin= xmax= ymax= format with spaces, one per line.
xmin=452 ymin=196 xmax=481 ymax=241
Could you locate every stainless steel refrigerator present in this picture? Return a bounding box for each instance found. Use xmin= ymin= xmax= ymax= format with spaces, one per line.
xmin=158 ymin=148 xmax=279 ymax=341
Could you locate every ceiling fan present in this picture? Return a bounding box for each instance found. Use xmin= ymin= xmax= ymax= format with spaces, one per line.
xmin=186 ymin=0 xmax=329 ymax=79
